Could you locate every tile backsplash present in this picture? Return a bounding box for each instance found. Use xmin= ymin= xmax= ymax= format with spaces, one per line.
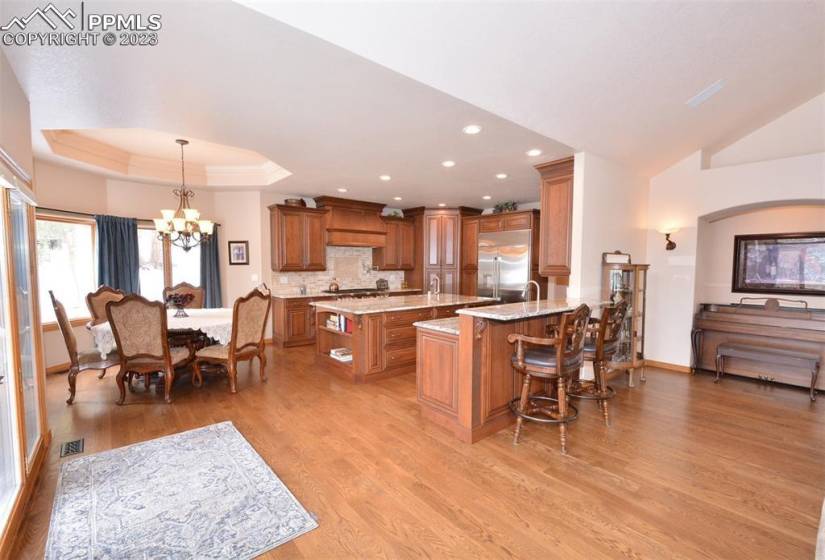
xmin=270 ymin=246 xmax=405 ymax=295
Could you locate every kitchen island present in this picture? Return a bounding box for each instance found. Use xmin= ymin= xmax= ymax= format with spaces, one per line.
xmin=312 ymin=294 xmax=495 ymax=383
xmin=415 ymin=299 xmax=604 ymax=443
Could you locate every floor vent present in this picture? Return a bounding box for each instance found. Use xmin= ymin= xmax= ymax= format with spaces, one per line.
xmin=60 ymin=438 xmax=85 ymax=458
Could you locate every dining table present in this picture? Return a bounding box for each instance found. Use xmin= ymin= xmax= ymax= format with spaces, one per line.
xmin=89 ymin=308 xmax=234 ymax=358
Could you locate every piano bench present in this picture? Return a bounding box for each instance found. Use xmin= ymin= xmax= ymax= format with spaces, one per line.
xmin=715 ymin=343 xmax=821 ymax=401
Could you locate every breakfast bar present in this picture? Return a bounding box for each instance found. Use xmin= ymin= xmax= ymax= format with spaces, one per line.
xmin=311 ymin=294 xmax=495 ymax=383
xmin=415 ymin=299 xmax=602 ymax=443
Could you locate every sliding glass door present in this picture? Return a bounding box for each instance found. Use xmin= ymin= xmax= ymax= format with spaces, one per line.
xmin=0 ymin=197 xmax=19 ymax=526
xmin=0 ymin=154 xmax=48 ymax=551
xmin=8 ymin=191 xmax=41 ymax=463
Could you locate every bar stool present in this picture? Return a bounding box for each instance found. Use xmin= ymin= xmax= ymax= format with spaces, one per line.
xmin=507 ymin=304 xmax=591 ymax=454
xmin=568 ymin=301 xmax=629 ymax=426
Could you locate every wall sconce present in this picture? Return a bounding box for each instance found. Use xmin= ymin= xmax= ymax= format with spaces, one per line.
xmin=658 ymin=227 xmax=679 ymax=251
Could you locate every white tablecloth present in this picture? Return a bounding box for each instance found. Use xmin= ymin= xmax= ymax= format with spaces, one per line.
xmin=90 ymin=308 xmax=233 ymax=358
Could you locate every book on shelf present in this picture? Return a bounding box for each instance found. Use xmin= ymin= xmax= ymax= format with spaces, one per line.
xmin=325 ymin=314 xmax=353 ymax=333
xmin=329 ymin=347 xmax=353 ymax=363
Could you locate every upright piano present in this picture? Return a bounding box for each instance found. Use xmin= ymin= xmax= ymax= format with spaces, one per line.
xmin=692 ymin=298 xmax=825 ymax=391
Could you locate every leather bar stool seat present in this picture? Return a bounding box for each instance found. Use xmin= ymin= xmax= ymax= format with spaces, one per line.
xmin=512 ymin=349 xmax=583 ymax=370
xmin=583 ymin=339 xmax=618 ymax=360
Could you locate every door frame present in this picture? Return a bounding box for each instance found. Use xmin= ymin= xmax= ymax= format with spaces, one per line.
xmin=0 ymin=184 xmax=51 ymax=557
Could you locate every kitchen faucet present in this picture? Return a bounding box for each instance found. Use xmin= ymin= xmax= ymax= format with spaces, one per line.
xmin=429 ymin=275 xmax=440 ymax=295
xmin=522 ymin=280 xmax=541 ymax=302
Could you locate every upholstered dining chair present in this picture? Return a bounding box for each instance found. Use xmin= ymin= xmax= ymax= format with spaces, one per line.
xmin=568 ymin=301 xmax=629 ymax=426
xmin=49 ymin=291 xmax=120 ymax=405
xmin=507 ymin=303 xmax=591 ymax=454
xmin=85 ymin=285 xmax=125 ymax=326
xmin=163 ymin=282 xmax=205 ymax=309
xmin=106 ymin=294 xmax=192 ymax=404
xmin=192 ymin=288 xmax=271 ymax=394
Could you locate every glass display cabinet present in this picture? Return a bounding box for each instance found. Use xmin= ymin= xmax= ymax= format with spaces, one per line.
xmin=601 ymin=252 xmax=649 ymax=387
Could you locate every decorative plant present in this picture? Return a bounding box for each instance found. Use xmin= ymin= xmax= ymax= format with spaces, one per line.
xmin=493 ymin=201 xmax=518 ymax=214
xmin=165 ymin=293 xmax=195 ymax=318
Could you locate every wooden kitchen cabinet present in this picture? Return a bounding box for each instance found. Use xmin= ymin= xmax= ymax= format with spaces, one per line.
xmin=460 ymin=217 xmax=479 ymax=295
xmin=269 ymin=205 xmax=327 ymax=272
xmin=421 ymin=209 xmax=471 ymax=293
xmin=272 ymin=296 xmax=332 ymax=348
xmin=403 ymin=207 xmax=480 ymax=292
xmin=304 ymin=211 xmax=327 ymax=270
xmin=536 ymin=157 xmax=574 ymax=277
xmin=372 ymin=217 xmax=415 ymax=270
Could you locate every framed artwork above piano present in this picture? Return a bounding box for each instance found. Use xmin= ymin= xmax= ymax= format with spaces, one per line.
xmin=732 ymin=232 xmax=825 ymax=296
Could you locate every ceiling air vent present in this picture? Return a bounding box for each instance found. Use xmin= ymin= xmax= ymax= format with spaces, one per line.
xmin=686 ymin=79 xmax=725 ymax=108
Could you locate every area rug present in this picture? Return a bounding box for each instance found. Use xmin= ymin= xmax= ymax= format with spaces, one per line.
xmin=45 ymin=421 xmax=318 ymax=559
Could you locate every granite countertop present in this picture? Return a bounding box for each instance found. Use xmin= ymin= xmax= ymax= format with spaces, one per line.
xmin=271 ymin=288 xmax=421 ymax=299
xmin=457 ymin=299 xmax=604 ymax=321
xmin=311 ymin=294 xmax=496 ymax=315
xmin=413 ymin=317 xmax=460 ymax=336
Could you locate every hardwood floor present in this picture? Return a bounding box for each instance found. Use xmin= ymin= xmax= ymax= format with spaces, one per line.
xmin=12 ymin=345 xmax=825 ymax=559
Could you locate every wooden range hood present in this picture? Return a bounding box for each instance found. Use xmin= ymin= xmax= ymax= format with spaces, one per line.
xmin=314 ymin=196 xmax=387 ymax=247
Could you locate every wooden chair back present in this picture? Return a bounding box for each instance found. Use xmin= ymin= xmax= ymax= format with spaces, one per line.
xmin=231 ymin=288 xmax=271 ymax=354
xmin=593 ymin=301 xmax=629 ymax=361
xmin=556 ymin=303 xmax=592 ymax=364
xmin=163 ymin=282 xmax=205 ymax=308
xmin=508 ymin=304 xmax=591 ymax=374
xmin=106 ymin=294 xmax=170 ymax=362
xmin=49 ymin=291 xmax=79 ymax=368
xmin=86 ymin=285 xmax=125 ymax=325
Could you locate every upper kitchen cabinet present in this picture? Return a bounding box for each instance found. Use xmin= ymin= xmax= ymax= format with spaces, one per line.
xmin=314 ymin=196 xmax=386 ymax=247
xmin=373 ymin=217 xmax=415 ymax=270
xmin=418 ymin=207 xmax=481 ymax=294
xmin=536 ymin=157 xmax=574 ymax=277
xmin=269 ymin=205 xmax=328 ymax=271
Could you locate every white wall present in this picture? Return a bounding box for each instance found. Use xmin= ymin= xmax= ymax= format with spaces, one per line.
xmin=710 ymin=93 xmax=825 ymax=168
xmin=213 ymin=191 xmax=264 ymax=304
xmin=0 ymin=51 xmax=33 ymax=178
xmin=646 ymin=146 xmax=825 ymax=366
xmin=34 ymin=160 xmax=108 ymax=214
xmin=568 ymin=151 xmax=649 ymax=301
xmin=695 ymin=204 xmax=825 ymax=309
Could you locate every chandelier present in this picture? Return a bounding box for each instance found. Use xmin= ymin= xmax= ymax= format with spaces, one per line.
xmin=153 ymin=139 xmax=213 ymax=251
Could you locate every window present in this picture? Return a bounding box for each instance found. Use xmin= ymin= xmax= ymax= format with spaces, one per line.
xmin=138 ymin=227 xmax=201 ymax=301
xmin=171 ymin=242 xmax=201 ymax=287
xmin=138 ymin=228 xmax=165 ymax=302
xmin=35 ymin=216 xmax=95 ymax=322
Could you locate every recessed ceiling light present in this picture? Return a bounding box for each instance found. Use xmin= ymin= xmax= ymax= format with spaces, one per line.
xmin=393 ymin=196 xmax=402 ymax=201
xmin=482 ymin=195 xmax=492 ymax=200
xmin=526 ymin=149 xmax=542 ymax=157
xmin=495 ymin=173 xmax=508 ymax=179
xmin=438 ymin=203 xmax=446 ymax=207
xmin=337 ymin=188 xmax=348 ymax=193
xmin=686 ymin=79 xmax=725 ymax=108
xmin=462 ymin=124 xmax=482 ymax=135
xmin=441 ymin=160 xmax=455 ymax=168
xmin=379 ymin=175 xmax=391 ymax=181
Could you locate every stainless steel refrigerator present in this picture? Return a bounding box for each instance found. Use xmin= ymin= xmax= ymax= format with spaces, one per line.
xmin=477 ymin=229 xmax=532 ymax=302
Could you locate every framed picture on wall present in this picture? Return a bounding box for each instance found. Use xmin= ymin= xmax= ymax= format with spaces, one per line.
xmin=228 ymin=240 xmax=249 ymax=265
xmin=732 ymin=232 xmax=825 ymax=296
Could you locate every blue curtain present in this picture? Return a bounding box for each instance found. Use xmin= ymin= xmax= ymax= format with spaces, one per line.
xmin=200 ymin=225 xmax=223 ymax=308
xmin=95 ymin=215 xmax=140 ymax=293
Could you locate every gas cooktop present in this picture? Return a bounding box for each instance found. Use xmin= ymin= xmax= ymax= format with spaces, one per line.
xmin=321 ymin=288 xmax=389 ymax=295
